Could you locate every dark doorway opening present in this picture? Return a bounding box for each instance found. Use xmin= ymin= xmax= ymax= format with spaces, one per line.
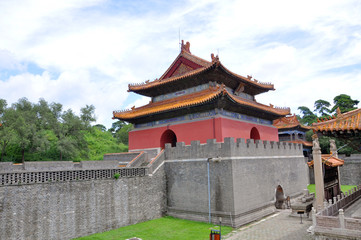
xmin=160 ymin=129 xmax=177 ymax=149
xmin=250 ymin=127 xmax=260 ymax=141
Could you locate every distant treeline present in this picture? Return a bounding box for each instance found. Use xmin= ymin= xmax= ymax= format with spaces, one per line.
xmin=0 ymin=98 xmax=131 ymax=163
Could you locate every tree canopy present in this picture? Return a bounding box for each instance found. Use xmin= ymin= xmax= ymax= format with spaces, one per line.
xmin=331 ymin=94 xmax=359 ymax=114
xmin=0 ymin=98 xmax=130 ymax=162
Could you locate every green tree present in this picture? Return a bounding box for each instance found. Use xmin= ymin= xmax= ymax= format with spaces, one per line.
xmin=85 ymin=127 xmax=128 ymax=160
xmin=314 ymin=99 xmax=331 ymax=117
xmin=297 ymin=106 xmax=317 ymax=126
xmin=11 ymin=98 xmax=43 ymax=163
xmin=331 ymin=94 xmax=359 ymax=114
xmin=80 ymin=104 xmax=96 ymax=129
xmin=110 ymin=120 xmax=133 ymax=145
xmin=94 ymin=124 xmax=107 ymax=132
xmin=0 ymin=100 xmax=16 ymax=161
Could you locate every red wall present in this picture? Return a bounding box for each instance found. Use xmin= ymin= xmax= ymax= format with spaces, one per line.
xmin=129 ymin=117 xmax=279 ymax=150
xmin=219 ymin=118 xmax=279 ymax=142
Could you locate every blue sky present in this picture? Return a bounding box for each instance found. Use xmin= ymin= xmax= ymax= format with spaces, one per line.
xmin=0 ymin=0 xmax=360 ymax=128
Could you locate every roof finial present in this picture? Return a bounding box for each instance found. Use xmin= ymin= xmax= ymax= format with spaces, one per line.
xmin=181 ymin=40 xmax=191 ymax=53
xmin=336 ymin=107 xmax=341 ymax=116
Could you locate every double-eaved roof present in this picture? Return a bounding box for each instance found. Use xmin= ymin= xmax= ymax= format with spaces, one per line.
xmin=114 ymin=84 xmax=290 ymax=123
xmin=114 ymin=41 xmax=290 ymax=124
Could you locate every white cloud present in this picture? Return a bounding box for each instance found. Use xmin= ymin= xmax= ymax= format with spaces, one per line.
xmin=0 ymin=0 xmax=360 ymax=129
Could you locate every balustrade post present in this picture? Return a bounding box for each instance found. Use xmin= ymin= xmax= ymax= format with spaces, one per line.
xmin=312 ymin=207 xmax=316 ymax=234
xmin=339 ymin=209 xmax=345 ymax=229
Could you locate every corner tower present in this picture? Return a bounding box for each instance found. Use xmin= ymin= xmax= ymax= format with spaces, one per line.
xmin=113 ymin=41 xmax=290 ymax=152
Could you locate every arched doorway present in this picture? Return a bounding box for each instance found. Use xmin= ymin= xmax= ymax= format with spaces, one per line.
xmin=250 ymin=127 xmax=260 ymax=141
xmin=275 ymin=185 xmax=285 ymax=209
xmin=160 ymin=129 xmax=177 ymax=149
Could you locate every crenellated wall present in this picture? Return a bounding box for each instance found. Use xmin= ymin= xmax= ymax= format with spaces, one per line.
xmin=164 ymin=137 xmax=303 ymax=160
xmin=0 ymin=136 xmax=310 ymax=238
xmin=164 ymin=137 xmax=308 ymax=227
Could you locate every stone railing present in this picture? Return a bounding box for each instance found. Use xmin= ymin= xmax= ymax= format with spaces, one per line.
xmin=147 ymin=149 xmax=165 ymax=174
xmin=127 ymin=151 xmax=146 ymax=167
xmin=0 ymin=167 xmax=147 ymax=186
xmin=319 ymin=185 xmax=361 ymax=216
xmin=312 ymin=185 xmax=361 ymax=235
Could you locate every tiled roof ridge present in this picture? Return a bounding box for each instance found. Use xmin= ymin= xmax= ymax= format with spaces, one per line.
xmin=226 ymin=93 xmax=290 ymax=115
xmin=314 ymin=107 xmax=361 ymax=124
xmin=128 ymin=61 xmax=217 ymax=91
xmin=312 ymin=107 xmax=361 ymax=132
xmin=128 ymin=60 xmax=275 ymax=92
xmin=273 ymin=115 xmax=311 ymax=129
xmin=114 ymin=84 xmax=289 ymax=120
xmin=217 ymin=64 xmax=274 ymax=89
xmin=307 ymin=154 xmax=345 ymax=167
xmin=286 ymin=140 xmax=313 ymax=147
xmin=114 ymin=85 xmax=224 ymax=118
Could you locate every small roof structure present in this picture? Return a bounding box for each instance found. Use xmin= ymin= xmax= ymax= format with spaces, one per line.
xmin=307 ymin=154 xmax=345 ymax=168
xmin=287 ymin=140 xmax=313 ymax=147
xmin=273 ymin=115 xmax=311 ymax=130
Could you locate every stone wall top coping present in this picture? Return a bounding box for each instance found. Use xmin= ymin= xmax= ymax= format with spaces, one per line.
xmin=164 ymin=137 xmax=303 ymax=160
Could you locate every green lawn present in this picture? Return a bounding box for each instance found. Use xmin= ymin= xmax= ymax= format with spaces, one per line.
xmin=307 ymin=184 xmax=357 ymax=197
xmin=74 ymin=216 xmax=232 ymax=240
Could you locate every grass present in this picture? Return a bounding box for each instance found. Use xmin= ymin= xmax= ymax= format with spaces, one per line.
xmin=74 ymin=216 xmax=232 ymax=240
xmin=307 ymin=184 xmax=357 ymax=197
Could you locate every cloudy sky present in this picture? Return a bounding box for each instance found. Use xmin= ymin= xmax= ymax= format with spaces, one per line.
xmin=1 ymin=0 xmax=360 ymax=128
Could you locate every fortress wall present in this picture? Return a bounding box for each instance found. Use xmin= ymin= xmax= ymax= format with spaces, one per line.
xmin=103 ymin=152 xmax=141 ymax=162
xmin=338 ymin=154 xmax=361 ymax=186
xmin=164 ymin=137 xmax=303 ymax=160
xmin=165 ymin=137 xmax=308 ymax=227
xmin=0 ymin=166 xmax=166 ymax=240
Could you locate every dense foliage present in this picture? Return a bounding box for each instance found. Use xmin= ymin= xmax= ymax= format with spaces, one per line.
xmin=297 ymin=94 xmax=359 ymax=155
xmin=0 ymin=98 xmax=131 ymax=162
xmin=297 ymin=94 xmax=359 ymax=126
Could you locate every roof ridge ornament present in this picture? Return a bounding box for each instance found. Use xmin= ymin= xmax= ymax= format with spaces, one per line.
xmin=211 ymin=53 xmax=219 ymax=62
xmin=181 ymin=40 xmax=191 ymax=54
xmin=336 ymin=107 xmax=341 ymax=117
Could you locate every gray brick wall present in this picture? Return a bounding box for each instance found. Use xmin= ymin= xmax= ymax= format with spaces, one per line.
xmin=0 ymin=166 xmax=165 ymax=240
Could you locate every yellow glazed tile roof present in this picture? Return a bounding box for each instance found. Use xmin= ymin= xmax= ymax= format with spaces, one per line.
xmin=312 ymin=108 xmax=361 ymax=132
xmin=128 ymin=54 xmax=274 ymax=92
xmin=273 ymin=115 xmax=311 ymax=130
xmin=307 ymin=154 xmax=344 ymax=167
xmin=113 ymin=85 xmax=290 ymax=120
xmin=286 ymin=140 xmax=313 ymax=147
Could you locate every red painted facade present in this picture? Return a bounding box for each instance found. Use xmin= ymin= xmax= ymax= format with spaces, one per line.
xmin=129 ymin=117 xmax=279 ymax=150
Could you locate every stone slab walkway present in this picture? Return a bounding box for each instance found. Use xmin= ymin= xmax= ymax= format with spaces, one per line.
xmin=224 ymin=209 xmax=314 ymax=240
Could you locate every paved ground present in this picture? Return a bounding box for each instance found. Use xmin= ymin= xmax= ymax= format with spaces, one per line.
xmin=344 ymin=198 xmax=361 ymax=218
xmin=224 ymin=209 xmax=314 ymax=240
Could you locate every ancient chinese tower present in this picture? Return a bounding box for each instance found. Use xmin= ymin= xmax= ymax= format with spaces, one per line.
xmin=113 ymin=41 xmax=290 ymax=152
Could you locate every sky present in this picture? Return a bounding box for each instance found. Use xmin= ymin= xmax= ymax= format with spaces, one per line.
xmin=0 ymin=0 xmax=360 ymax=128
